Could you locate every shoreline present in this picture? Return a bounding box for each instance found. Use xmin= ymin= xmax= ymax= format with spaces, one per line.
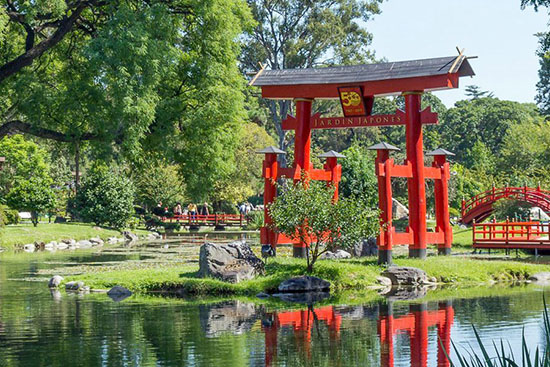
xmin=61 ymin=256 xmax=550 ymax=298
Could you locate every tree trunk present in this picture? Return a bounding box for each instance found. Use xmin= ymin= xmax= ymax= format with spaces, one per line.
xmin=31 ymin=211 xmax=38 ymax=227
xmin=74 ymin=141 xmax=80 ymax=194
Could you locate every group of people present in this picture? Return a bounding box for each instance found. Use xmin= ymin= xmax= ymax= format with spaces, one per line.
xmin=154 ymin=201 xmax=209 ymax=218
xmin=239 ymin=202 xmax=254 ymax=215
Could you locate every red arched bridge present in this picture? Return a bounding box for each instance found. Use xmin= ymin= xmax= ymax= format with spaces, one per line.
xmin=461 ymin=186 xmax=550 ymax=224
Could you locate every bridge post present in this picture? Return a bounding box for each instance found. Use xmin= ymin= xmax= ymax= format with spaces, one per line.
xmin=404 ymin=92 xmax=427 ymax=259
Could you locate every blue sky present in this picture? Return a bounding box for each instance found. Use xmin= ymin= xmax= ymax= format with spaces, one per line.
xmin=368 ymin=0 xmax=549 ymax=107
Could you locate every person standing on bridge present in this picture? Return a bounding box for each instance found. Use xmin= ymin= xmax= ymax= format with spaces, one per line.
xmin=200 ymin=202 xmax=209 ymax=216
xmin=188 ymin=202 xmax=197 ymax=222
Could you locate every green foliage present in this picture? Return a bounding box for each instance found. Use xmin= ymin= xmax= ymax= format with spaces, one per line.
xmin=245 ymin=210 xmax=264 ymax=230
xmin=492 ymin=199 xmax=532 ymax=221
xmin=210 ymin=122 xmax=275 ymax=204
xmin=132 ymin=158 xmax=186 ymax=210
xmin=162 ymin=222 xmax=181 ymax=232
xmin=269 ymin=179 xmax=379 ymax=272
xmin=6 ymin=177 xmax=56 ymax=227
xmin=0 ymin=205 xmax=19 ymax=225
xmin=75 ymin=165 xmax=135 ymax=229
xmin=0 ymin=135 xmax=51 ymax=198
xmin=339 ymin=144 xmax=378 ymax=207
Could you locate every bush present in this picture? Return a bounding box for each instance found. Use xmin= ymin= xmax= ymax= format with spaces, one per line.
xmin=269 ymin=179 xmax=379 ymax=272
xmin=163 ymin=222 xmax=181 ymax=232
xmin=0 ymin=205 xmax=19 ymax=225
xmin=6 ymin=177 xmax=56 ymax=226
xmin=75 ymin=165 xmax=135 ymax=229
xmin=246 ymin=210 xmax=264 ymax=230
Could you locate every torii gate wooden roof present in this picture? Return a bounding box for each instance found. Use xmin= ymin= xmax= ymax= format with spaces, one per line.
xmin=250 ymin=55 xmax=475 ymax=99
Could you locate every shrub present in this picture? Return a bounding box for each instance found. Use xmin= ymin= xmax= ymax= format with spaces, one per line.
xmin=269 ymin=178 xmax=379 ymax=272
xmin=75 ymin=165 xmax=135 ymax=229
xmin=6 ymin=177 xmax=56 ymax=227
xmin=0 ymin=205 xmax=19 ymax=225
xmin=163 ymin=222 xmax=181 ymax=232
xmin=246 ymin=210 xmax=264 ymax=230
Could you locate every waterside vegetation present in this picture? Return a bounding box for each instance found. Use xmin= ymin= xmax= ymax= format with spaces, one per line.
xmin=64 ymin=256 xmax=550 ymax=296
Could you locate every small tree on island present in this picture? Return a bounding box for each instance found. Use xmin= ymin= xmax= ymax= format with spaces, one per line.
xmin=74 ymin=165 xmax=135 ymax=229
xmin=269 ymin=179 xmax=379 ymax=272
xmin=6 ymin=177 xmax=56 ymax=227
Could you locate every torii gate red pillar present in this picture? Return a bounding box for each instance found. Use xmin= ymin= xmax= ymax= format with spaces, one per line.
xmin=405 ymin=92 xmax=427 ymax=259
xmin=293 ymin=98 xmax=314 ymax=258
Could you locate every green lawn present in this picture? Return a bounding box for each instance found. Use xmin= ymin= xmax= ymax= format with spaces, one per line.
xmin=452 ymin=226 xmax=473 ymax=247
xmin=65 ymin=255 xmax=550 ymax=296
xmin=0 ymin=223 xmax=150 ymax=249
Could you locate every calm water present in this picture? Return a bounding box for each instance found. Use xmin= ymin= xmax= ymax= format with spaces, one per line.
xmin=0 ymin=237 xmax=549 ymax=366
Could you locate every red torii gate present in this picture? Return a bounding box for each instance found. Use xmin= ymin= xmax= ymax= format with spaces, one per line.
xmin=251 ymin=53 xmax=475 ymax=262
xmin=261 ymin=302 xmax=454 ymax=367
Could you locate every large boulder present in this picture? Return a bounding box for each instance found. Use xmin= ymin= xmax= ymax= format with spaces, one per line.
xmin=76 ymin=240 xmax=93 ymax=248
xmin=352 ymin=237 xmax=378 ymax=257
xmin=320 ymin=249 xmax=351 ymax=260
xmin=278 ymin=276 xmax=330 ymax=293
xmin=48 ymin=275 xmax=64 ymax=288
xmin=381 ymin=266 xmax=429 ymax=286
xmin=123 ymin=231 xmax=139 ymax=243
xmin=392 ymin=198 xmax=409 ymax=220
xmin=198 ymin=241 xmax=265 ymax=283
xmin=65 ymin=281 xmax=89 ymax=292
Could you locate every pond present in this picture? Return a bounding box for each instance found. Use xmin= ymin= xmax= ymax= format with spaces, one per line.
xmin=0 ymin=236 xmax=549 ymax=366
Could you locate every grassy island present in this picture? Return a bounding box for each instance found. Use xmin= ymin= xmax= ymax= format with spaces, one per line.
xmin=64 ymin=255 xmax=550 ymax=296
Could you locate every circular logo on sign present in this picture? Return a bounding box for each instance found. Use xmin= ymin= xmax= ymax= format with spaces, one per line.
xmin=348 ymin=92 xmax=361 ymax=106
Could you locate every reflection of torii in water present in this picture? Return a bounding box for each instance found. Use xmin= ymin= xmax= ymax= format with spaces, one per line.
xmin=378 ymin=301 xmax=454 ymax=367
xmin=262 ymin=305 xmax=341 ymax=367
xmin=261 ymin=302 xmax=453 ymax=367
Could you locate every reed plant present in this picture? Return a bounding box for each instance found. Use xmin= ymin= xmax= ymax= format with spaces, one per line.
xmin=446 ymin=297 xmax=550 ymax=366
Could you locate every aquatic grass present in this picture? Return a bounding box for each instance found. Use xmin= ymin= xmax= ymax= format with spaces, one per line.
xmin=446 ymin=296 xmax=550 ymax=366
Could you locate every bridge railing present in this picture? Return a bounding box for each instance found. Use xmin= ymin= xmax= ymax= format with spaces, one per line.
xmin=163 ymin=214 xmax=249 ymax=227
xmin=462 ymin=186 xmax=550 ymax=218
xmin=473 ymin=219 xmax=550 ymax=248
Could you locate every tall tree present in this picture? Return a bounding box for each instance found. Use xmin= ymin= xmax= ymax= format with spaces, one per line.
xmin=1 ymin=0 xmax=253 ymax=200
xmin=241 ymin=0 xmax=383 ymax=166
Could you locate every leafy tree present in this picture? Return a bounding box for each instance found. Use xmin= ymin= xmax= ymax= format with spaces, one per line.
xmin=464 ymin=85 xmax=494 ymax=100
xmin=241 ymin=0 xmax=383 ymax=165
xmin=0 ymin=134 xmax=51 ymax=198
xmin=269 ymin=179 xmax=378 ymax=272
xmin=209 ymin=122 xmax=275 ymax=208
xmin=1 ymin=0 xmax=253 ymax=201
xmin=6 ymin=177 xmax=56 ymax=226
xmin=75 ymin=165 xmax=135 ymax=228
xmin=339 ymin=144 xmax=378 ymax=207
xmin=132 ymin=159 xmax=186 ymax=211
xmin=438 ymin=98 xmax=540 ymax=161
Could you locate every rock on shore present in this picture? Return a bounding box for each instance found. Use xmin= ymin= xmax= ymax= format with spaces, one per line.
xmin=199 ymin=241 xmax=265 ymax=283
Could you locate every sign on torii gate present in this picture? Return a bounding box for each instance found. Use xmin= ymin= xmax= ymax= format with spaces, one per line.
xmin=250 ymin=53 xmax=475 ymax=262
